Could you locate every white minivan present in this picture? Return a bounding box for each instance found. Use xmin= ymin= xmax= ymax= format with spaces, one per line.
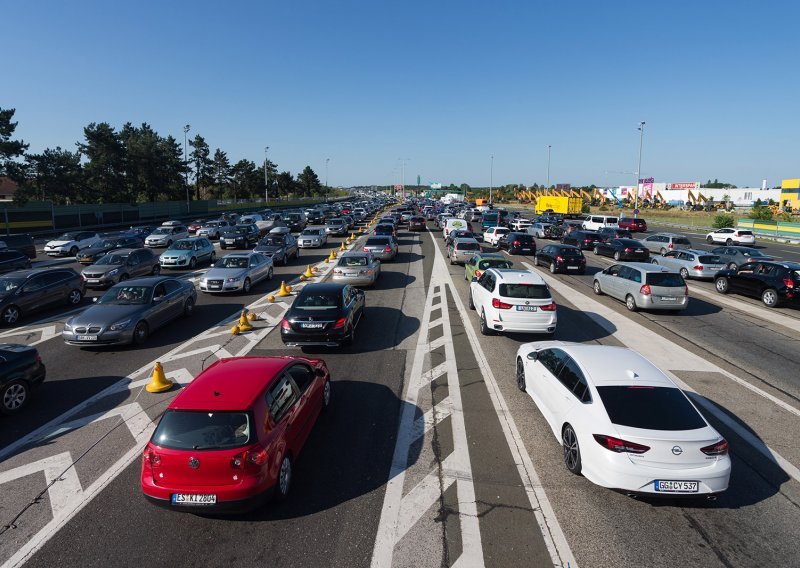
xmin=582 ymin=215 xmax=619 ymax=231
xmin=443 ymin=217 xmax=472 ymax=239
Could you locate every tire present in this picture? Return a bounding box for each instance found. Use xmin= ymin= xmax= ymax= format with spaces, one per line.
xmin=516 ymin=358 xmax=526 ymax=391
xmin=727 ymin=262 xmax=737 ymax=270
xmin=1 ymin=380 xmax=29 ymax=415
xmin=220 ymin=244 xmax=227 ymax=250
xmin=1 ymin=305 xmax=20 ymax=326
xmin=242 ymin=277 xmax=252 ymax=294
xmin=706 ymin=236 xmax=713 ymax=243
xmin=275 ymin=454 xmax=292 ymax=502
xmin=468 ymin=290 xmax=475 ymax=310
xmin=321 ymin=380 xmax=331 ymax=411
xmin=151 ymin=264 xmax=161 ymax=275
xmin=479 ymin=309 xmax=494 ymax=336
xmin=67 ymin=289 xmax=83 ymax=306
xmin=189 ymin=257 xmax=197 ymax=269
xmin=726 ymin=238 xmax=733 ymax=245
xmin=625 ymin=294 xmax=638 ymax=311
xmin=119 ymin=274 xmax=129 ymax=282
xmin=613 ymin=251 xmax=621 ymax=261
xmin=549 ymin=262 xmax=557 ymax=274
xmin=562 ymin=424 xmax=582 ymax=475
xmin=762 ymin=288 xmax=780 ymax=308
xmin=133 ymin=321 xmax=148 ymax=345
xmin=166 ymin=240 xmax=172 ymax=248
xmin=593 ymin=246 xmax=599 ymax=255
xmin=660 ymin=248 xmax=667 ymax=256
xmin=267 ymin=267 xmax=274 ymax=280
xmin=679 ymin=267 xmax=689 ymax=279
xmin=715 ymin=277 xmax=729 ymax=294
xmin=210 ymin=252 xmax=216 ymax=264
xmin=183 ymin=297 xmax=195 ymax=317
xmin=593 ymin=280 xmax=602 ymax=295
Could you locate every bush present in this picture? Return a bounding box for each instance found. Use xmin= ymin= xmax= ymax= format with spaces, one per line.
xmin=748 ymin=205 xmax=773 ymax=221
xmin=712 ymin=213 xmax=735 ymax=229
xmin=581 ymin=202 xmax=590 ymax=214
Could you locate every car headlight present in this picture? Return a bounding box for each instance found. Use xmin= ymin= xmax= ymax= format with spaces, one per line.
xmin=63 ymin=321 xmax=73 ymax=331
xmin=226 ymin=276 xmax=242 ymax=283
xmin=107 ymin=268 xmax=120 ymax=275
xmin=110 ymin=319 xmax=131 ymax=331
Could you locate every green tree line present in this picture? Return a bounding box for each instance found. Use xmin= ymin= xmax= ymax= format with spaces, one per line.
xmin=0 ymin=107 xmax=326 ymax=206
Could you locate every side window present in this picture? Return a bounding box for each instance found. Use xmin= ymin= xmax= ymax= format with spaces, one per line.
xmin=24 ymin=275 xmax=46 ymax=291
xmin=617 ymin=266 xmax=633 ymax=280
xmin=43 ymin=271 xmax=69 ymax=286
xmin=557 ymin=357 xmax=583 ymax=394
xmin=607 ymin=265 xmax=621 ymax=277
xmin=287 ymin=364 xmax=314 ymax=394
xmin=265 ymin=374 xmax=299 ymax=423
xmin=538 ymin=348 xmax=566 ymax=377
xmin=153 ymin=284 xmax=167 ymax=298
xmin=250 ymin=255 xmax=260 ymax=266
xmin=127 ymin=252 xmax=140 ymax=264
xmin=163 ymin=280 xmax=182 ymax=294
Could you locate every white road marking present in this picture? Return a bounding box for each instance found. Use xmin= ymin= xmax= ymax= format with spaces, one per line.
xmin=0 ymin=452 xmax=81 ymax=521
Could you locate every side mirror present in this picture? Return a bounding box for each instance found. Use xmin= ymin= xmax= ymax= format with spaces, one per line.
xmin=526 ymin=351 xmax=539 ymax=361
xmin=153 ymin=296 xmax=164 ymax=303
xmin=471 ymin=276 xmax=478 ymax=282
xmin=315 ymin=367 xmax=327 ymax=378
xmin=92 ymin=296 xmax=98 ymax=303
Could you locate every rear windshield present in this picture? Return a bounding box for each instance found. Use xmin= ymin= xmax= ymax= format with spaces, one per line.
xmin=499 ymin=283 xmax=551 ymax=299
xmin=698 ymin=255 xmax=722 ymax=264
xmin=456 ymin=242 xmax=480 ymax=251
xmin=616 ymin=239 xmax=642 ymax=247
xmin=674 ymin=237 xmax=691 ymax=245
xmin=737 ymin=230 xmax=753 ymax=236
xmin=152 ymin=410 xmax=252 ymax=450
xmin=509 ymin=234 xmax=533 ymax=242
xmin=295 ymin=293 xmax=341 ymax=309
xmin=479 ymin=259 xmax=512 ymax=269
xmin=559 ymin=248 xmax=583 ymax=257
xmin=483 ymin=213 xmax=500 ymax=221
xmin=646 ymin=272 xmax=685 ymax=287
xmin=596 ymin=386 xmax=706 ymax=430
xmin=366 ymin=238 xmax=390 ymax=246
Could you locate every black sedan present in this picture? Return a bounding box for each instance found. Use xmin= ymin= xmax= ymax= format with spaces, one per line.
xmin=562 ymin=230 xmax=602 ymax=250
xmin=1 ymin=344 xmax=46 ymax=414
xmin=281 ymin=283 xmax=366 ymax=348
xmin=592 ymin=238 xmax=649 ymax=261
xmin=0 ymin=250 xmax=32 ymax=274
xmin=498 ymin=232 xmax=536 ymax=255
xmin=76 ymin=235 xmax=145 ymax=264
xmin=220 ymin=224 xmax=260 ymax=249
xmin=535 ymin=244 xmax=586 ymax=274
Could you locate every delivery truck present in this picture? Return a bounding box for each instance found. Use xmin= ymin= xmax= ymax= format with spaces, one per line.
xmin=534 ymin=196 xmax=583 ymax=215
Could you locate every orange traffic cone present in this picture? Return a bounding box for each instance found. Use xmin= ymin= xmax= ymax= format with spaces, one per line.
xmin=339 ymin=241 xmax=346 ymax=252
xmin=146 ymin=362 xmax=174 ymax=393
xmin=267 ymin=295 xmax=275 ymax=303
xmin=247 ymin=311 xmax=257 ymax=321
xmin=303 ymin=265 xmax=314 ymax=278
xmin=277 ymin=281 xmax=291 ymax=297
xmin=231 ymin=324 xmax=241 ymax=335
xmin=238 ymin=310 xmax=253 ymax=332
xmin=329 ymin=250 xmax=337 ymax=261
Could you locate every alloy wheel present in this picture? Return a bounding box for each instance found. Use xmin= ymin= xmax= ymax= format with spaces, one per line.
xmin=715 ymin=277 xmax=729 ymax=294
xmin=626 ymin=295 xmax=637 ymax=311
xmin=243 ymin=278 xmax=251 ymax=293
xmin=68 ymin=289 xmax=82 ymax=305
xmin=322 ymin=380 xmax=331 ymax=409
xmin=762 ymin=289 xmax=779 ymax=308
xmin=562 ymin=425 xmax=581 ymax=474
xmin=516 ymin=358 xmax=526 ymax=391
xmin=2 ymin=306 xmax=20 ymax=325
xmin=2 ymin=381 xmax=28 ymax=414
xmin=277 ymin=455 xmax=292 ymax=499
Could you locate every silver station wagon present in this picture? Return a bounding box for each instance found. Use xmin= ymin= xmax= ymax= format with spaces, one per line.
xmin=332 ymin=251 xmax=381 ymax=287
xmin=593 ymin=262 xmax=689 ymax=312
xmin=650 ymin=249 xmax=724 ymax=280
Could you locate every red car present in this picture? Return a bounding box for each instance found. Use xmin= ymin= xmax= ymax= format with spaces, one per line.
xmin=187 ymin=219 xmax=207 ymax=235
xmin=141 ymin=356 xmax=331 ymax=513
xmin=618 ymin=217 xmax=648 ymax=232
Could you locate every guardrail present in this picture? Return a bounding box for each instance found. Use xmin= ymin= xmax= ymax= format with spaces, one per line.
xmin=737 ymin=219 xmax=800 ymax=241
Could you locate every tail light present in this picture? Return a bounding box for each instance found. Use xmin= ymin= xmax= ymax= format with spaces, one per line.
xmin=475 ymin=270 xmax=482 ymax=277
xmin=281 ymin=319 xmax=291 ymax=331
xmin=555 ymin=256 xmax=563 ymax=263
xmin=143 ymin=445 xmax=161 ymax=467
xmin=334 ymin=317 xmax=347 ymax=328
xmin=693 ymin=265 xmax=703 ymax=270
xmin=593 ymin=434 xmax=650 ymax=454
xmin=384 ymin=247 xmax=392 ymax=253
xmin=231 ymin=445 xmax=269 ymax=469
xmin=491 ymin=298 xmax=512 ymax=309
xmin=783 ymin=278 xmax=795 ymax=289
xmin=639 ymin=284 xmax=652 ymax=295
xmin=668 ymin=242 xmax=674 ymax=249
xmin=700 ymin=439 xmax=729 ymax=456
xmin=513 ymin=240 xmax=520 ymax=246
xmin=540 ymin=303 xmax=557 ymax=311
xmin=363 ymin=247 xmax=369 ymax=252
xmin=624 ymin=248 xmax=633 ymax=253
xmin=684 ymin=285 xmax=689 ymax=296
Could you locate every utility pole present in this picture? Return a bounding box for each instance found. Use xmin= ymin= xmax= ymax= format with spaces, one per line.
xmin=547 ymin=145 xmax=551 ymax=189
xmin=490 ymin=155 xmax=494 ymax=204
xmin=325 ymin=158 xmax=330 ymax=203
xmin=264 ymin=146 xmax=270 ymax=205
xmin=183 ymin=124 xmax=191 ymax=212
xmin=635 ymin=121 xmax=645 ymax=218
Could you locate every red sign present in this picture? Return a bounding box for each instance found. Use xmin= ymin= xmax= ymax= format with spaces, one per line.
xmin=668 ymin=182 xmax=699 ymax=190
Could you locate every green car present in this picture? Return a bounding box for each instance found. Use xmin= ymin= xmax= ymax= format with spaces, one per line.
xmin=464 ymin=252 xmax=513 ymax=281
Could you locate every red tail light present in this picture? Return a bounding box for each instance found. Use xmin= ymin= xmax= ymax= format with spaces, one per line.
xmin=784 ymin=278 xmax=795 ymax=289
xmin=540 ymin=303 xmax=557 ymax=311
xmin=668 ymin=242 xmax=674 ymax=248
xmin=700 ymin=439 xmax=729 ymax=456
xmin=513 ymin=240 xmax=520 ymax=246
xmin=684 ymin=285 xmax=689 ymax=296
xmin=491 ymin=298 xmax=512 ymax=309
xmin=639 ymin=284 xmax=652 ymax=295
xmin=334 ymin=317 xmax=347 ymax=328
xmin=231 ymin=445 xmax=269 ymax=469
xmin=475 ymin=270 xmax=482 ymax=277
xmin=143 ymin=446 xmax=161 ymax=467
xmin=281 ymin=319 xmax=290 ymax=331
xmin=384 ymin=247 xmax=392 ymax=253
xmin=693 ymin=265 xmax=703 ymax=270
xmin=624 ymin=248 xmax=633 ymax=253
xmin=555 ymin=256 xmax=563 ymax=263
xmin=593 ymin=434 xmax=650 ymax=454
xmin=363 ymin=247 xmax=369 ymax=252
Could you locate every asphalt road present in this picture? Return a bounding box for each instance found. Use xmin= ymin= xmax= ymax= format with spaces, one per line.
xmin=1 ymin=217 xmax=799 ymax=568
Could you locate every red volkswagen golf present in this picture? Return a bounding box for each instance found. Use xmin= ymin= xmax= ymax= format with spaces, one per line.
xmin=141 ymin=356 xmax=331 ymax=513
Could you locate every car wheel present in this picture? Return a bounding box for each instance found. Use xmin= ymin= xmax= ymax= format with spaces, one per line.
xmin=151 ymin=264 xmax=161 ymax=275
xmin=1 ymin=380 xmax=29 ymax=415
xmin=660 ymin=247 xmax=667 ymax=256
xmin=593 ymin=280 xmax=602 ymax=295
xmin=209 ymin=252 xmax=216 ymax=264
xmin=727 ymin=262 xmax=737 ymax=270
xmin=119 ymin=273 xmax=129 ymax=282
xmin=726 ymin=238 xmax=733 ymax=245
xmin=66 ymin=289 xmax=83 ymax=306
xmin=242 ymin=278 xmax=252 ymax=294
xmin=322 ymin=380 xmax=331 ymax=411
xmin=133 ymin=321 xmax=148 ymax=345
xmin=68 ymin=246 xmax=79 ymax=256
xmin=189 ymin=257 xmax=197 ymax=269
xmin=183 ymin=297 xmax=195 ymax=317
xmin=549 ymin=262 xmax=557 ymax=274
xmin=275 ymin=454 xmax=292 ymax=502
xmin=625 ymin=294 xmax=637 ymax=311
xmin=468 ymin=290 xmax=475 ymax=310
xmin=1 ymin=305 xmax=21 ymax=326
xmin=166 ymin=240 xmax=172 ymax=248
xmin=762 ymin=288 xmax=780 ymax=308
xmin=706 ymin=236 xmax=713 ymax=243
xmin=613 ymin=251 xmax=621 ymax=261
xmin=562 ymin=424 xmax=582 ymax=475
xmin=479 ymin=309 xmax=494 ymax=336
xmin=516 ymin=358 xmax=526 ymax=391
xmin=651 ymin=259 xmax=659 ymax=264
xmin=679 ymin=267 xmax=689 ymax=279
xmin=593 ymin=246 xmax=599 ymax=255
xmin=715 ymin=277 xmax=729 ymax=294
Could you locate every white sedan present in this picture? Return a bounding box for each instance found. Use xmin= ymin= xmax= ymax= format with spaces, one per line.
xmin=705 ymin=228 xmax=755 ymax=246
xmin=515 ymin=342 xmax=731 ymax=496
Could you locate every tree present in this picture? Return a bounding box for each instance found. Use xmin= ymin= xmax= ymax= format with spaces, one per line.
xmin=227 ymin=159 xmax=263 ymax=200
xmin=189 ymin=135 xmax=214 ymax=200
xmin=25 ymin=147 xmax=84 ymax=204
xmin=79 ymin=122 xmax=126 ymax=203
xmin=296 ymin=166 xmax=321 ymax=197
xmin=0 ymin=107 xmax=30 ymax=190
xmin=276 ymin=171 xmax=297 ymax=198
xmin=211 ymin=149 xmax=231 ymax=199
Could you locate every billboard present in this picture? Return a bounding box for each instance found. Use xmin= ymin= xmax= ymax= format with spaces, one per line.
xmin=667 ymin=182 xmax=699 ymax=190
xmin=430 ymin=183 xmax=442 ymax=190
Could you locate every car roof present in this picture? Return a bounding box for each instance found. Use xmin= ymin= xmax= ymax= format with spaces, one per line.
xmin=650 ymin=232 xmax=684 ymax=237
xmin=453 ymin=237 xmax=479 ymax=243
xmin=225 ymin=252 xmax=256 ymax=257
xmin=118 ymin=276 xmax=175 ymax=286
xmin=546 ymin=343 xmax=676 ymax=388
xmin=616 ymin=262 xmax=673 ymax=272
xmin=2 ymin=267 xmax=76 ymax=278
xmin=488 ymin=268 xmax=545 ymax=284
xmin=169 ymin=357 xmax=299 ymax=411
xmin=299 ymin=282 xmax=346 ymax=294
xmin=339 ymin=251 xmax=370 ymax=258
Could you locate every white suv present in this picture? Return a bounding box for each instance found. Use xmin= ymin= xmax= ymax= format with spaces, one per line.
xmin=483 ymin=226 xmax=510 ymax=246
xmin=468 ymin=268 xmax=557 ymax=336
xmin=705 ymin=228 xmax=755 ymax=246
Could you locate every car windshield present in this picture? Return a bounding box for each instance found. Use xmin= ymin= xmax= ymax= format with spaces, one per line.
xmin=0 ymin=277 xmax=24 ymax=294
xmin=294 ymin=293 xmax=341 ymax=310
xmin=499 ymin=283 xmax=551 ymax=299
xmin=217 ymin=256 xmax=250 ymax=268
xmin=230 ymin=226 xmax=252 ymax=234
xmin=698 ymin=255 xmax=722 ymax=264
xmin=152 ymin=410 xmax=251 ymax=450
xmin=56 ymin=232 xmax=80 ymax=240
xmin=94 ymin=253 xmax=127 ymax=266
xmin=168 ymin=241 xmax=194 ymax=251
xmin=301 ymin=230 xmax=321 ymax=237
xmin=151 ymin=227 xmax=170 ymax=235
xmin=647 ymin=272 xmax=685 ymax=287
xmin=99 ymin=239 xmax=118 ymax=248
xmin=328 ymin=219 xmax=345 ymax=225
xmin=340 ymin=256 xmax=368 ymax=267
xmin=98 ymin=285 xmax=151 ymax=305
xmin=479 ymin=259 xmax=512 ymax=270
xmin=260 ymin=236 xmax=285 ymax=246
xmin=559 ymin=248 xmax=582 ymax=257
xmin=596 ymin=386 xmax=706 ymax=430
xmin=204 ymin=222 xmax=221 ymax=228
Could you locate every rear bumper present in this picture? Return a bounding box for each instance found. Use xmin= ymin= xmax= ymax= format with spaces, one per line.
xmin=281 ymin=329 xmax=348 ymax=347
xmin=142 ymin=479 xmax=275 ymax=514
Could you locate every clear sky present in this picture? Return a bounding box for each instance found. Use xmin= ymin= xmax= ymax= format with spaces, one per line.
xmin=5 ymin=1 xmax=799 ymax=189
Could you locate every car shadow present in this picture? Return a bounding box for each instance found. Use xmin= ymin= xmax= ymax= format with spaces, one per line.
xmin=496 ymin=304 xmax=616 ymax=344
xmin=371 ymin=271 xmax=416 ymax=291
xmin=299 ymin=306 xmax=419 ymax=355
xmin=394 ymin=251 xmax=424 ymax=264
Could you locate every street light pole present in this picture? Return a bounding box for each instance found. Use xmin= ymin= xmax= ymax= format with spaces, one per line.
xmin=264 ymin=146 xmax=270 ymax=205
xmin=490 ymin=155 xmax=494 ymax=204
xmin=399 ymin=158 xmax=410 ymax=200
xmin=183 ymin=124 xmax=191 ymax=213
xmin=547 ymin=145 xmax=551 ymax=189
xmin=325 ymin=158 xmax=330 ymax=203
xmin=635 ymin=121 xmax=645 ymax=218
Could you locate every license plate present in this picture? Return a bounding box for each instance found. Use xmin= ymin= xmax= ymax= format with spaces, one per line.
xmin=87 ymin=279 xmax=100 ymax=284
xmin=171 ymin=493 xmax=217 ymax=505
xmin=516 ymin=305 xmax=538 ymax=312
xmin=343 ymin=273 xmax=359 ymax=277
xmin=301 ymin=323 xmax=324 ymax=329
xmin=635 ymin=249 xmax=644 ymax=253
xmin=660 ymin=296 xmax=677 ymax=301
xmin=654 ymin=480 xmax=699 ymax=493
xmin=76 ymin=335 xmax=98 ymax=341
xmin=566 ymin=266 xmax=580 ymax=270
xmin=209 ymin=284 xmax=221 ymax=290
xmin=303 ymin=241 xmax=311 ymax=245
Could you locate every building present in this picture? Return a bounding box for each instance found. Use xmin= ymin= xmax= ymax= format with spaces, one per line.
xmin=780 ymin=178 xmax=800 ymax=211
xmin=0 ymin=177 xmax=18 ymax=202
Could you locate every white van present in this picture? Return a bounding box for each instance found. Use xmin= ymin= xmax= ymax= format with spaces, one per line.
xmin=443 ymin=217 xmax=472 ymax=239
xmin=582 ymin=215 xmax=619 ymax=231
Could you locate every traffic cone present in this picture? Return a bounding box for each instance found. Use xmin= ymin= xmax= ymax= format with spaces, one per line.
xmin=303 ymin=265 xmax=314 ymax=278
xmin=277 ymin=281 xmax=291 ymax=297
xmin=146 ymin=362 xmax=174 ymax=393
xmin=329 ymin=250 xmax=337 ymax=261
xmin=339 ymin=241 xmax=346 ymax=252
xmin=231 ymin=324 xmax=240 ymax=335
xmin=238 ymin=310 xmax=253 ymax=332
xmin=350 ymin=233 xmax=356 ymax=241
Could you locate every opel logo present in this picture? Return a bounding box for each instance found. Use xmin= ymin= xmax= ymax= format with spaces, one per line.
xmin=525 ymin=301 xmax=530 ymax=305
xmin=671 ymin=446 xmax=683 ymax=456
xmin=189 ymin=457 xmax=200 ymax=469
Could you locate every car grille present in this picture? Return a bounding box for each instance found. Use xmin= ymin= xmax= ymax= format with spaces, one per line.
xmin=83 ymin=273 xmax=103 ymax=279
xmin=74 ymin=326 xmax=102 ymax=334
xmin=207 ymin=279 xmax=223 ymax=286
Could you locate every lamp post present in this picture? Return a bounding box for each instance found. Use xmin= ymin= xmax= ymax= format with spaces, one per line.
xmin=399 ymin=158 xmax=410 ymax=200
xmin=183 ymin=124 xmax=191 ymax=212
xmin=547 ymin=145 xmax=551 ymax=189
xmin=264 ymin=146 xmax=270 ymax=205
xmin=490 ymin=155 xmax=494 ymax=204
xmin=325 ymin=158 xmax=330 ymax=203
xmin=635 ymin=121 xmax=645 ymax=218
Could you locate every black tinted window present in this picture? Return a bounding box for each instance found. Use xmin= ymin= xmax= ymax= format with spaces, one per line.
xmin=698 ymin=255 xmax=721 ymax=264
xmin=538 ymin=348 xmax=566 ymax=376
xmin=647 ymin=272 xmax=685 ymax=287
xmin=597 ymin=386 xmax=706 ymax=430
xmin=287 ymin=365 xmax=314 ymax=393
xmin=499 ymin=283 xmax=550 ymax=299
xmin=557 ymin=358 xmax=582 ymax=393
xmin=152 ymin=410 xmax=252 ymax=450
xmin=266 ymin=374 xmax=299 ymax=422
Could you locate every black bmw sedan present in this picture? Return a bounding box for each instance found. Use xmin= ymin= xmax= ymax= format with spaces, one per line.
xmin=592 ymin=238 xmax=649 ymax=261
xmin=281 ymin=283 xmax=365 ymax=348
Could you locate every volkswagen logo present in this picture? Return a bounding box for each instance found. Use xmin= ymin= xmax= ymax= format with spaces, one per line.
xmin=189 ymin=457 xmax=200 ymax=469
xmin=671 ymin=446 xmax=683 ymax=456
xmin=525 ymin=301 xmax=530 ymax=305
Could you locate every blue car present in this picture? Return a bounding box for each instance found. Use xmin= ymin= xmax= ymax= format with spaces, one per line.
xmin=159 ymin=237 xmax=216 ymax=269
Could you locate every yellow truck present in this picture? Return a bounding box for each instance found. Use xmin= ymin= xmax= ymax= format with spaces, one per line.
xmin=534 ymin=196 xmax=583 ymax=215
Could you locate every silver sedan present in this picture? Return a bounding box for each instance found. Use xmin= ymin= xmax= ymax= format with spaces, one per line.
xmin=332 ymin=251 xmax=381 ymax=287
xmin=650 ymin=249 xmax=724 ymax=280
xmin=199 ymin=252 xmax=274 ymax=294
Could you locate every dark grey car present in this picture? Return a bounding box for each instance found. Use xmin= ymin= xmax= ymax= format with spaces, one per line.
xmin=0 ymin=268 xmax=85 ymax=326
xmin=709 ymin=246 xmax=774 ymax=270
xmin=81 ymin=248 xmax=160 ymax=289
xmin=62 ymin=276 xmax=196 ymax=346
xmin=254 ymin=234 xmax=299 ymax=265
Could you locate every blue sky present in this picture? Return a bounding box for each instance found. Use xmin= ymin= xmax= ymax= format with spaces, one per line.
xmin=6 ymin=1 xmax=799 ymax=188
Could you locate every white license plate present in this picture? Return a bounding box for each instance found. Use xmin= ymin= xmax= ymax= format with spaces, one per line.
xmin=660 ymin=296 xmax=677 ymax=301
xmin=516 ymin=305 xmax=538 ymax=312
xmin=635 ymin=249 xmax=644 ymax=253
xmin=208 ymin=285 xmax=221 ymax=290
xmin=654 ymin=480 xmax=699 ymax=493
xmin=566 ymin=266 xmax=580 ymax=270
xmin=303 ymin=241 xmax=311 ymax=245
xmin=87 ymin=279 xmax=100 ymax=284
xmin=302 ymin=323 xmax=324 ymax=329
xmin=171 ymin=493 xmax=217 ymax=505
xmin=76 ymin=335 xmax=98 ymax=341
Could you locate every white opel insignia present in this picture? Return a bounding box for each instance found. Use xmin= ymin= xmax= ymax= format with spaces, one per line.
xmin=515 ymin=342 xmax=731 ymax=496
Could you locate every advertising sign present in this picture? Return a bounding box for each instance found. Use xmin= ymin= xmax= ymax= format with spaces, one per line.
xmin=668 ymin=182 xmax=699 ymax=190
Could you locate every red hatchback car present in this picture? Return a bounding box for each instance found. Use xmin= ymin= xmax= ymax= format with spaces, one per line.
xmin=141 ymin=356 xmax=331 ymax=513
xmin=618 ymin=217 xmax=648 ymax=232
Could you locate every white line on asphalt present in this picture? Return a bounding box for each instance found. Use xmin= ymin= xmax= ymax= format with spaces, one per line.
xmin=0 ymin=452 xmax=81 ymax=521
